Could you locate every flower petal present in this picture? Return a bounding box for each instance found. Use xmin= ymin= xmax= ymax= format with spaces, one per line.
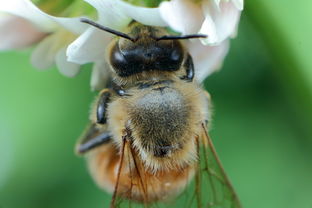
xmin=66 ymin=27 xmax=112 ymax=65
xmin=0 ymin=15 xmax=46 ymax=50
xmin=30 ymin=34 xmax=59 ymax=70
xmin=90 ymin=60 xmax=111 ymax=91
xmin=159 ymin=0 xmax=204 ymax=34
xmin=86 ymin=0 xmax=167 ymax=27
xmin=0 ymin=0 xmax=88 ymax=34
xmin=198 ymin=15 xmax=219 ymax=45
xmin=214 ymin=0 xmax=221 ymax=9
xmin=200 ymin=0 xmax=241 ymax=45
xmin=55 ymin=47 xmax=80 ymax=77
xmin=232 ymin=0 xmax=244 ymax=11
xmin=117 ymin=0 xmax=167 ymax=27
xmin=51 ymin=16 xmax=88 ymax=35
xmin=188 ymin=40 xmax=230 ymax=81
xmin=0 ymin=0 xmax=57 ymax=32
xmin=84 ymin=0 xmax=131 ymax=29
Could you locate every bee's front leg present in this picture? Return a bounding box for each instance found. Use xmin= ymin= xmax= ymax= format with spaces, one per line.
xmin=180 ymin=54 xmax=194 ymax=82
xmin=96 ymin=89 xmax=112 ymax=124
xmin=76 ymin=89 xmax=113 ymax=154
xmin=76 ymin=126 xmax=112 ymax=154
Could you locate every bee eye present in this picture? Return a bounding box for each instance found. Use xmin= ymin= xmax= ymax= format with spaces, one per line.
xmin=110 ymin=44 xmax=131 ymax=77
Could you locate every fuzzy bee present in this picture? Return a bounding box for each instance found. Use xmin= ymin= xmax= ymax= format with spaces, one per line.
xmin=76 ymin=18 xmax=241 ymax=208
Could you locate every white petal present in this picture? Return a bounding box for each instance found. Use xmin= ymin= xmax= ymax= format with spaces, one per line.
xmin=0 ymin=15 xmax=46 ymax=50
xmin=188 ymin=40 xmax=230 ymax=81
xmin=117 ymin=0 xmax=167 ymax=27
xmin=30 ymin=34 xmax=59 ymax=69
xmin=215 ymin=2 xmax=241 ymax=42
xmin=201 ymin=0 xmax=241 ymax=45
xmin=199 ymin=15 xmax=219 ymax=45
xmin=0 ymin=0 xmax=87 ymax=34
xmin=159 ymin=0 xmax=204 ymax=34
xmin=66 ymin=27 xmax=112 ymax=65
xmin=214 ymin=0 xmax=221 ymax=9
xmin=232 ymin=0 xmax=244 ymax=11
xmin=90 ymin=60 xmax=111 ymax=91
xmin=0 ymin=0 xmax=57 ymax=32
xmin=86 ymin=0 xmax=167 ymax=27
xmin=51 ymin=17 xmax=88 ymax=35
xmin=84 ymin=0 xmax=130 ymax=29
xmin=55 ymin=47 xmax=80 ymax=77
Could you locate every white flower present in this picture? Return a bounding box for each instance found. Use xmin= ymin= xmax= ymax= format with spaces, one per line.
xmin=199 ymin=0 xmax=243 ymax=45
xmin=160 ymin=0 xmax=243 ymax=45
xmin=0 ymin=14 xmax=46 ymax=50
xmin=158 ymin=0 xmax=243 ymax=79
xmin=188 ymin=40 xmax=230 ymax=82
xmin=0 ymin=0 xmax=86 ymax=77
xmin=1 ymin=0 xmax=243 ymax=89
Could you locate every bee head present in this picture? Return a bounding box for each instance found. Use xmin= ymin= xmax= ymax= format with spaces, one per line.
xmin=109 ymin=24 xmax=185 ymax=77
xmin=80 ymin=18 xmax=206 ymax=78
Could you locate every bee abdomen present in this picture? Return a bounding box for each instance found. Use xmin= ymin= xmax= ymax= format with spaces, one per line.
xmin=129 ymin=88 xmax=189 ymax=156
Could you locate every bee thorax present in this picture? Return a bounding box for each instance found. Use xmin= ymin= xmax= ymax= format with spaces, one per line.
xmin=129 ymin=87 xmax=189 ymax=157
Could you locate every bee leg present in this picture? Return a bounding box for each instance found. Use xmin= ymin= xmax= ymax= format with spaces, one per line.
xmin=77 ymin=116 xmax=113 ymax=154
xmin=97 ymin=89 xmax=112 ymax=124
xmin=78 ymin=131 xmax=111 ymax=154
xmin=180 ymin=54 xmax=194 ymax=82
xmin=77 ymin=127 xmax=112 ymax=154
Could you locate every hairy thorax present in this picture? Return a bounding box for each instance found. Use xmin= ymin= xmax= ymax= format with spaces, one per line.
xmin=107 ymin=79 xmax=208 ymax=171
xmin=130 ymin=87 xmax=189 ymax=157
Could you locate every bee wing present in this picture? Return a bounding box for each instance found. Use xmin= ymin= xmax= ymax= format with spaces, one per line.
xmin=193 ymin=123 xmax=242 ymax=208
xmin=155 ymin=124 xmax=242 ymax=208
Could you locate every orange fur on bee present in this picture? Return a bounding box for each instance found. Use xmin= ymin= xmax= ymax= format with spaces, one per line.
xmin=87 ymin=142 xmax=196 ymax=203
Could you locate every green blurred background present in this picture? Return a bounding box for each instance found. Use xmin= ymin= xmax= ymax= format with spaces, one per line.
xmin=0 ymin=1 xmax=312 ymax=207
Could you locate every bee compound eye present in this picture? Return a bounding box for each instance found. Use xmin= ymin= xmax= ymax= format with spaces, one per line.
xmin=157 ymin=41 xmax=184 ymax=71
xmin=110 ymin=45 xmax=127 ymax=75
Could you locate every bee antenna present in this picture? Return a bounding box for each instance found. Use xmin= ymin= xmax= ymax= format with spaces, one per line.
xmin=156 ymin=34 xmax=207 ymax=41
xmin=80 ymin=18 xmax=136 ymax=42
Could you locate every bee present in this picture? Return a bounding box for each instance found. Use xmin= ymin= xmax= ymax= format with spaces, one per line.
xmin=76 ymin=18 xmax=241 ymax=208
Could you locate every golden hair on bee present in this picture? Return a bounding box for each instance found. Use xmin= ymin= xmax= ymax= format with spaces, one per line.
xmin=76 ymin=18 xmax=241 ymax=207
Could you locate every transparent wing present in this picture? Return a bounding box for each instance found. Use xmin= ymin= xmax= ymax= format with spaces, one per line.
xmin=193 ymin=123 xmax=242 ymax=208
